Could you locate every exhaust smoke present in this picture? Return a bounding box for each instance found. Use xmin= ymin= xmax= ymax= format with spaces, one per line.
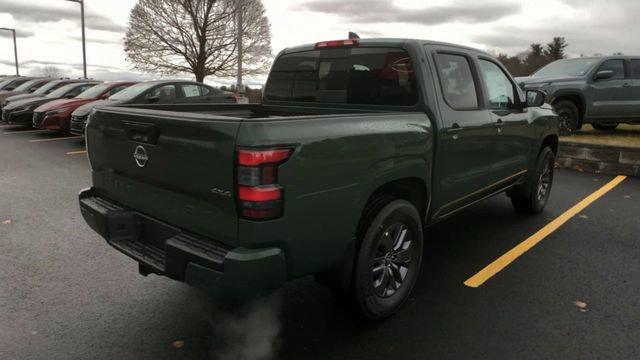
xmin=198 ymin=290 xmax=283 ymax=360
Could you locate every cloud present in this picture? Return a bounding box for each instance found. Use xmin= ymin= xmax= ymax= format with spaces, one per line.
xmin=473 ymin=0 xmax=640 ymax=56
xmin=294 ymin=0 xmax=521 ymax=25
xmin=70 ymin=35 xmax=123 ymax=46
xmin=0 ymin=1 xmax=126 ymax=33
xmin=0 ymin=29 xmax=35 ymax=38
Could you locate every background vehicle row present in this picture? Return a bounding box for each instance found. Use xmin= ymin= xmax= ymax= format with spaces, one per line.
xmin=0 ymin=79 xmax=239 ymax=133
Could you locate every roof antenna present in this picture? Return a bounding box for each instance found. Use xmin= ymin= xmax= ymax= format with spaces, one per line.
xmin=348 ymin=32 xmax=360 ymax=40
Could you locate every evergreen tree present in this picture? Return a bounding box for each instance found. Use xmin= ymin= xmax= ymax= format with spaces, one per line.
xmin=544 ymin=37 xmax=568 ymax=60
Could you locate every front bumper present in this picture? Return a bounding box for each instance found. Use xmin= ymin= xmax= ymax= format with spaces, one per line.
xmin=2 ymin=109 xmax=33 ymax=125
xmin=32 ymin=111 xmax=45 ymax=128
xmin=78 ymin=188 xmax=286 ymax=297
xmin=33 ymin=112 xmax=67 ymax=130
xmin=69 ymin=115 xmax=87 ymax=135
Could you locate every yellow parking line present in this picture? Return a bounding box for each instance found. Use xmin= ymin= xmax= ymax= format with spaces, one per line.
xmin=30 ymin=136 xmax=83 ymax=143
xmin=2 ymin=129 xmax=48 ymax=135
xmin=66 ymin=150 xmax=87 ymax=155
xmin=464 ymin=175 xmax=627 ymax=288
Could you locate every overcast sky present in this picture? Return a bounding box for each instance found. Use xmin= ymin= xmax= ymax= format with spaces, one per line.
xmin=0 ymin=0 xmax=637 ymax=85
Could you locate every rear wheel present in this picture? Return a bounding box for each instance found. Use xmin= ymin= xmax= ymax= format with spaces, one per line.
xmin=352 ymin=198 xmax=423 ymax=320
xmin=592 ymin=123 xmax=618 ymax=131
xmin=510 ymin=147 xmax=555 ymax=214
xmin=554 ymin=100 xmax=580 ymax=135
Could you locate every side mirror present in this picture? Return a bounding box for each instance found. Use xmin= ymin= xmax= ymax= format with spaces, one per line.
xmin=64 ymin=93 xmax=76 ymax=99
xmin=526 ymin=90 xmax=546 ymax=108
xmin=146 ymin=95 xmax=159 ymax=104
xmin=100 ymin=93 xmax=110 ymax=100
xmin=594 ymin=70 xmax=614 ymax=81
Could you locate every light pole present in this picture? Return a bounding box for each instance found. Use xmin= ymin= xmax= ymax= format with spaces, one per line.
xmin=236 ymin=0 xmax=243 ymax=94
xmin=65 ymin=0 xmax=87 ymax=79
xmin=0 ymin=27 xmax=19 ymax=75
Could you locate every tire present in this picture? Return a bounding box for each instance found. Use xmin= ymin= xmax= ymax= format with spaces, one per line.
xmin=510 ymin=147 xmax=555 ymax=214
xmin=554 ymin=100 xmax=580 ymax=136
xmin=592 ymin=123 xmax=618 ymax=131
xmin=352 ymin=198 xmax=424 ymax=320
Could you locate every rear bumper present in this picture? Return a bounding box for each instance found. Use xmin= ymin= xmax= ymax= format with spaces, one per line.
xmin=78 ymin=188 xmax=286 ymax=297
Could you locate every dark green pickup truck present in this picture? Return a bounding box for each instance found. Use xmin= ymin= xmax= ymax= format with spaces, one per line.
xmin=79 ymin=39 xmax=558 ymax=319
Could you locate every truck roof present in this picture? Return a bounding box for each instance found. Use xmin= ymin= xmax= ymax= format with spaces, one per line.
xmin=558 ymin=55 xmax=640 ymax=61
xmin=280 ymin=38 xmax=491 ymax=57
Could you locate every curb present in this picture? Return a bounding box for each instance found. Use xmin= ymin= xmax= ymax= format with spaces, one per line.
xmin=557 ymin=141 xmax=640 ymax=177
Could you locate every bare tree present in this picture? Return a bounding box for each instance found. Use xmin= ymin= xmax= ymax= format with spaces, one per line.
xmin=124 ymin=0 xmax=271 ymax=82
xmin=36 ymin=65 xmax=63 ymax=78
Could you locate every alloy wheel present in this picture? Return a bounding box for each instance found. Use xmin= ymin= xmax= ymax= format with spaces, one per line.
xmin=371 ymin=223 xmax=413 ymax=298
xmin=536 ymin=161 xmax=553 ymax=202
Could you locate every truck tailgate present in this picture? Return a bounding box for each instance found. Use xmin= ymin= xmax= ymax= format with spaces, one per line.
xmin=86 ymin=107 xmax=241 ymax=246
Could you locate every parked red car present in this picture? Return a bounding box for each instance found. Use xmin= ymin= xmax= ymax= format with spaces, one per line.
xmin=32 ymin=81 xmax=137 ymax=131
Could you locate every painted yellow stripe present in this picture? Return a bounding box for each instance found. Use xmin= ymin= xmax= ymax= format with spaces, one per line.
xmin=464 ymin=175 xmax=627 ymax=288
xmin=2 ymin=129 xmax=47 ymax=135
xmin=30 ymin=136 xmax=83 ymax=143
xmin=66 ymin=150 xmax=87 ymax=155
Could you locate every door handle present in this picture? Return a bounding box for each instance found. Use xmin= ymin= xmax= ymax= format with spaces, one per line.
xmin=446 ymin=123 xmax=463 ymax=134
xmin=622 ymin=83 xmax=631 ymax=87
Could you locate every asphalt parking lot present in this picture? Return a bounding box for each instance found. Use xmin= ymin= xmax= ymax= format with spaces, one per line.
xmin=1 ymin=125 xmax=639 ymax=360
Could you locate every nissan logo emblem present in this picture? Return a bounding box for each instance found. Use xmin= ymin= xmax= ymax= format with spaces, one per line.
xmin=133 ymin=145 xmax=149 ymax=168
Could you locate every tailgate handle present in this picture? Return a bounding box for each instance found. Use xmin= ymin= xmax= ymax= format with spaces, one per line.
xmin=123 ymin=121 xmax=160 ymax=144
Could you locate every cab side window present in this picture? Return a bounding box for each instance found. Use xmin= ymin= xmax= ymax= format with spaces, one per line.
xmin=478 ymin=60 xmax=516 ymax=110
xmin=631 ymin=60 xmax=640 ymax=79
xmin=68 ymin=84 xmax=94 ymax=97
xmin=45 ymin=83 xmax=65 ymax=94
xmin=29 ymin=82 xmax=45 ymax=92
xmin=435 ymin=53 xmax=479 ymax=109
xmin=108 ymin=85 xmax=129 ymax=96
xmin=146 ymin=84 xmax=177 ymax=103
xmin=597 ymin=59 xmax=625 ymax=80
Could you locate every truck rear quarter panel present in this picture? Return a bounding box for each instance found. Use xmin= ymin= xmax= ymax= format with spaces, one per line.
xmin=236 ymin=113 xmax=433 ymax=278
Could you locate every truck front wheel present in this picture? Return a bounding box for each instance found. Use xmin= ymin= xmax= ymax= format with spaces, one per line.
xmin=554 ymin=100 xmax=580 ymax=135
xmin=352 ymin=198 xmax=424 ymax=320
xmin=510 ymin=147 xmax=555 ymax=214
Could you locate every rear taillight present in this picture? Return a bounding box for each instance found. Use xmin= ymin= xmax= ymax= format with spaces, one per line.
xmin=236 ymin=148 xmax=292 ymax=220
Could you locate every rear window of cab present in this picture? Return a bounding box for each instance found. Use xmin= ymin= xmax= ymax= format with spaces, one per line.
xmin=265 ymin=47 xmax=418 ymax=106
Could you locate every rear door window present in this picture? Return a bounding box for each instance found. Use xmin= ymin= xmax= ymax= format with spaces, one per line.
xmin=435 ymin=53 xmax=479 ymax=109
xmin=181 ymin=84 xmax=202 ymax=98
xmin=265 ymin=47 xmax=418 ymax=106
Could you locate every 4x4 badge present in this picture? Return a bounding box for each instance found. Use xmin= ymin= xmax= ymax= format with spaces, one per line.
xmin=133 ymin=145 xmax=148 ymax=168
